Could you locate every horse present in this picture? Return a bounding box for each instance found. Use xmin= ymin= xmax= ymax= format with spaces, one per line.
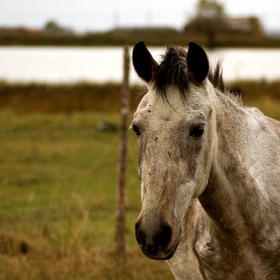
xmin=131 ymin=41 xmax=280 ymax=279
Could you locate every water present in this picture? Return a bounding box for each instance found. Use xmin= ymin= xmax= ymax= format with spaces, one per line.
xmin=0 ymin=46 xmax=280 ymax=84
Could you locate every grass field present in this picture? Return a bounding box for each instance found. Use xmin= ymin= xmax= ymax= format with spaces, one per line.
xmin=0 ymin=80 xmax=280 ymax=279
xmin=0 ymin=110 xmax=174 ymax=279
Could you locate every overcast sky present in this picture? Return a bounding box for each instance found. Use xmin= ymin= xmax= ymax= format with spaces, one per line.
xmin=1 ymin=0 xmax=280 ymax=33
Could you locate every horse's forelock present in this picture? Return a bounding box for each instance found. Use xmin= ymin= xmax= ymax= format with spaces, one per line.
xmin=153 ymin=46 xmax=190 ymax=100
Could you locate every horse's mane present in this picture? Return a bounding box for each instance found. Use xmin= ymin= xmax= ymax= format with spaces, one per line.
xmin=154 ymin=45 xmax=243 ymax=106
xmin=208 ymin=61 xmax=243 ymax=106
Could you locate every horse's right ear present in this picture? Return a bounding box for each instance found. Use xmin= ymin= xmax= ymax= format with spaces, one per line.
xmin=132 ymin=41 xmax=158 ymax=83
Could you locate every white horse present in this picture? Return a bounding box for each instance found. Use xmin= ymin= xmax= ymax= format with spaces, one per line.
xmin=131 ymin=41 xmax=280 ymax=279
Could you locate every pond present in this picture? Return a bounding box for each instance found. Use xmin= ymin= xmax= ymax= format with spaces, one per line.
xmin=0 ymin=46 xmax=280 ymax=84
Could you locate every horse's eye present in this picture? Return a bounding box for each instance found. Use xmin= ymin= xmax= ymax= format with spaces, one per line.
xmin=190 ymin=125 xmax=205 ymax=138
xmin=132 ymin=124 xmax=141 ymax=136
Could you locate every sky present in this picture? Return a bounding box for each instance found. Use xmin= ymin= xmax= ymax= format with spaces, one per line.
xmin=1 ymin=0 xmax=280 ymax=34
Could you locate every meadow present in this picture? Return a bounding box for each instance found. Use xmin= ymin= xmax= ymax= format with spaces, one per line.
xmin=0 ymin=80 xmax=279 ymax=279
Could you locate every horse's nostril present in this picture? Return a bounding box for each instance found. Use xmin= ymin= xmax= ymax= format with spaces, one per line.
xmin=135 ymin=219 xmax=146 ymax=246
xmin=135 ymin=219 xmax=173 ymax=257
xmin=156 ymin=223 xmax=172 ymax=248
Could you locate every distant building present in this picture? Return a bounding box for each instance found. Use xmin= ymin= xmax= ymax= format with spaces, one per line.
xmin=109 ymin=26 xmax=179 ymax=35
xmin=184 ymin=15 xmax=264 ymax=38
xmin=0 ymin=27 xmax=40 ymax=36
xmin=226 ymin=16 xmax=264 ymax=37
xmin=0 ymin=24 xmax=73 ymax=38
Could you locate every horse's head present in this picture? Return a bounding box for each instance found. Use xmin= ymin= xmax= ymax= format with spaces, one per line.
xmin=132 ymin=42 xmax=217 ymax=259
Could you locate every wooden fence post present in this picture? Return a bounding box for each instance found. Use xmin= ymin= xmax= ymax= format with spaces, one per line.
xmin=116 ymin=46 xmax=130 ymax=256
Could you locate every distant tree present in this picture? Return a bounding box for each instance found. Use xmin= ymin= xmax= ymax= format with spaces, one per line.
xmin=44 ymin=20 xmax=60 ymax=31
xmin=184 ymin=0 xmax=227 ymax=47
xmin=43 ymin=20 xmax=72 ymax=36
xmin=197 ymin=0 xmax=224 ymax=19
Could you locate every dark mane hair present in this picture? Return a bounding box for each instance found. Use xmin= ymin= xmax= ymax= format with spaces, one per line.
xmin=154 ymin=46 xmax=190 ymax=99
xmin=153 ymin=45 xmax=242 ymax=105
xmin=209 ymin=61 xmax=225 ymax=93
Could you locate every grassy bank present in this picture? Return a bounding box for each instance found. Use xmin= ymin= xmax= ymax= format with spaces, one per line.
xmin=230 ymin=79 xmax=280 ymax=119
xmin=0 ymin=80 xmax=280 ymax=117
xmin=0 ymin=81 xmax=279 ymax=279
xmin=0 ymin=82 xmax=144 ymax=113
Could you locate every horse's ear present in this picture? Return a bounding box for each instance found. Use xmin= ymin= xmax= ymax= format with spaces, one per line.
xmin=187 ymin=42 xmax=209 ymax=83
xmin=132 ymin=41 xmax=158 ymax=83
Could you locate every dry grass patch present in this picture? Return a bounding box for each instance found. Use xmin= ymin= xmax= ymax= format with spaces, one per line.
xmin=0 ymin=236 xmax=173 ymax=280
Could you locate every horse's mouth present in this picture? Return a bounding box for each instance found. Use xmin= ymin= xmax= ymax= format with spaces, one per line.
xmin=143 ymin=232 xmax=181 ymax=260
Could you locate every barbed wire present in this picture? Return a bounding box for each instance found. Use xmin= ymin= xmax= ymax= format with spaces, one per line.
xmin=0 ymin=121 xmax=120 ymax=133
xmin=0 ymin=125 xmax=98 ymax=133
xmin=0 ymin=206 xmax=140 ymax=219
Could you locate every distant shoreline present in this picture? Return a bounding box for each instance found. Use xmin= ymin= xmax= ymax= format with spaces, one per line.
xmin=1 ymin=31 xmax=280 ymax=48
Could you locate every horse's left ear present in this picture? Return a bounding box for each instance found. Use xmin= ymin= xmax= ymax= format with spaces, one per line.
xmin=187 ymin=42 xmax=209 ymax=83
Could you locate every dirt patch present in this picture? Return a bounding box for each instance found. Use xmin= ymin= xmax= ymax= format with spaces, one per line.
xmin=0 ymin=233 xmax=35 ymax=256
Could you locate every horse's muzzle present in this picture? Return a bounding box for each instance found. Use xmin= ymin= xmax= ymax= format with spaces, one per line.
xmin=135 ymin=218 xmax=180 ymax=260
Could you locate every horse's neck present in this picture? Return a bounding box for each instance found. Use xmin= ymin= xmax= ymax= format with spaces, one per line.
xmin=199 ymin=93 xmax=280 ymax=240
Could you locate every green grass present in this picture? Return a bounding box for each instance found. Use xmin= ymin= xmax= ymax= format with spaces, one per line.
xmin=0 ymin=111 xmax=176 ymax=279
xmin=0 ymin=111 xmax=138 ymax=245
